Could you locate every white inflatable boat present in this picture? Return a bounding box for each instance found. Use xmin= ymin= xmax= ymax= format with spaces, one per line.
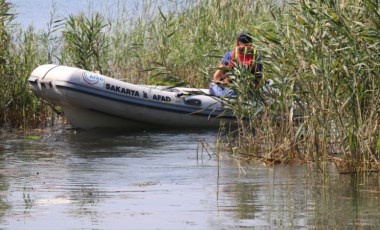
xmin=28 ymin=64 xmax=237 ymax=130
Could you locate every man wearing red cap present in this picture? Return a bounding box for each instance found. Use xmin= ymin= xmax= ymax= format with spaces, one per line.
xmin=209 ymin=31 xmax=263 ymax=97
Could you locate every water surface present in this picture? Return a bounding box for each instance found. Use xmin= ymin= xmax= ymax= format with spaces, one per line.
xmin=9 ymin=0 xmax=177 ymax=30
xmin=0 ymin=128 xmax=379 ymax=229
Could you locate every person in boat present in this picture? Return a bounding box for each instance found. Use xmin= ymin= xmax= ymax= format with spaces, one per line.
xmin=209 ymin=31 xmax=263 ymax=97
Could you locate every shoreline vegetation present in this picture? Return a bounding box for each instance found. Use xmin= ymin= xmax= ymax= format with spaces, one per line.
xmin=0 ymin=0 xmax=379 ymax=174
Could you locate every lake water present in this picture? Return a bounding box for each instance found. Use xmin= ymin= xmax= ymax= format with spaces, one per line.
xmin=0 ymin=127 xmax=379 ymax=229
xmin=8 ymin=0 xmax=177 ymax=30
xmin=9 ymin=0 xmax=110 ymax=29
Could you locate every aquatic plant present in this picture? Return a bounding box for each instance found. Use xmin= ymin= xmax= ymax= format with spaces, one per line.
xmin=218 ymin=0 xmax=380 ymax=173
xmin=0 ymin=1 xmax=61 ymax=128
xmin=62 ymin=12 xmax=109 ymax=73
xmin=1 ymin=0 xmax=379 ymax=173
xmin=0 ymin=0 xmax=14 ymax=126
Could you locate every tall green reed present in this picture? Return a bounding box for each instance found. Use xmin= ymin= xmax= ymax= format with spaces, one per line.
xmin=222 ymin=0 xmax=380 ymax=172
xmin=291 ymin=0 xmax=379 ymax=172
xmin=0 ymin=0 xmax=13 ymax=126
xmin=62 ymin=12 xmax=109 ymax=73
xmin=1 ymin=0 xmax=379 ymax=174
xmin=0 ymin=0 xmax=62 ymax=129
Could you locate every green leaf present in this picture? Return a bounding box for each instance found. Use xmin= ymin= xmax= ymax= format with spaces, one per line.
xmin=296 ymin=15 xmax=307 ymax=25
xmin=159 ymin=8 xmax=167 ymax=22
xmin=359 ymin=34 xmax=380 ymax=41
xmin=24 ymin=135 xmax=40 ymax=140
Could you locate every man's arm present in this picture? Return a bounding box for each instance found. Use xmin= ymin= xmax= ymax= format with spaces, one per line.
xmin=213 ymin=65 xmax=227 ymax=84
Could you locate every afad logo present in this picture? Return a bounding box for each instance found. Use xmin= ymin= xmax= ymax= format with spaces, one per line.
xmin=81 ymin=71 xmax=105 ymax=88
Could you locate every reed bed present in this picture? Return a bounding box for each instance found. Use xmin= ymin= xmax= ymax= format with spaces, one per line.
xmin=0 ymin=0 xmax=379 ymax=173
xmin=216 ymin=0 xmax=380 ymax=174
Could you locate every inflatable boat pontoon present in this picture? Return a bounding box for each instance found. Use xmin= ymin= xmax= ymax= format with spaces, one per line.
xmin=28 ymin=64 xmax=237 ymax=130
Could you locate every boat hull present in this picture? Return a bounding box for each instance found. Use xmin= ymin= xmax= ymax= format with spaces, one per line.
xmin=28 ymin=64 xmax=236 ymax=130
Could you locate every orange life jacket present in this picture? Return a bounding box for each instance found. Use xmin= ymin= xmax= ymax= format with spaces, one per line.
xmin=227 ymin=46 xmax=262 ymax=86
xmin=227 ymin=47 xmax=259 ymax=72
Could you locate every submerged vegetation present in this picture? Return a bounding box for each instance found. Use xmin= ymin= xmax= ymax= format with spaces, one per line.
xmin=0 ymin=0 xmax=379 ymax=173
